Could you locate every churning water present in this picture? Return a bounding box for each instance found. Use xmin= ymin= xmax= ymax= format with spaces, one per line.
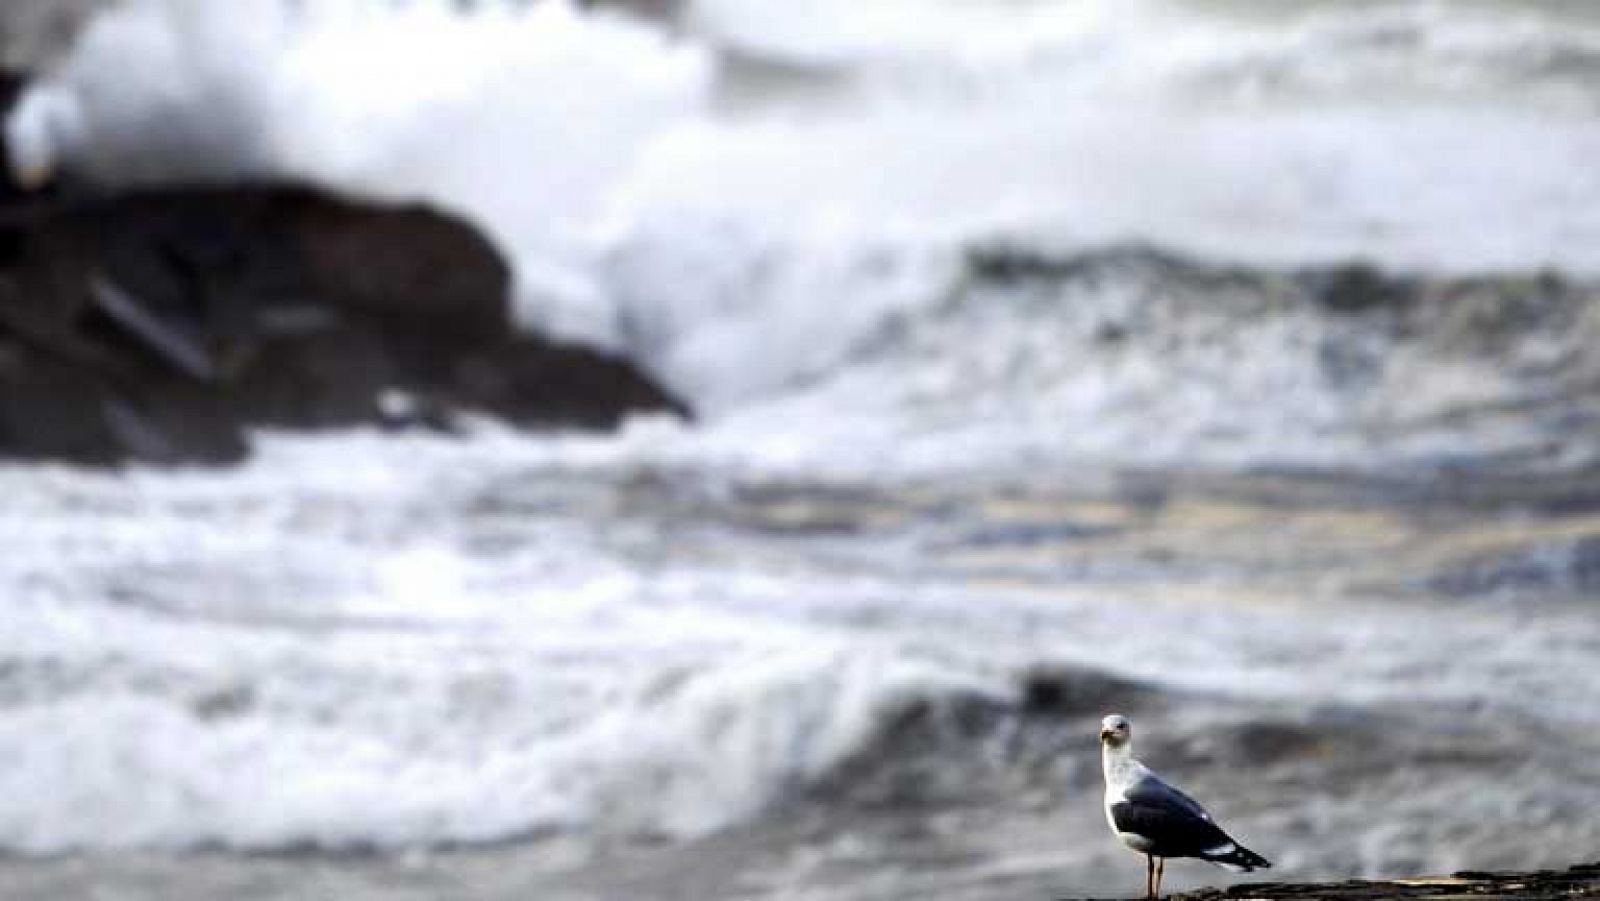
xmin=3 ymin=2 xmax=1599 ymax=899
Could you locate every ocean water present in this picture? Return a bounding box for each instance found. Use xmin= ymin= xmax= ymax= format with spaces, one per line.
xmin=3 ymin=1 xmax=1600 ymax=899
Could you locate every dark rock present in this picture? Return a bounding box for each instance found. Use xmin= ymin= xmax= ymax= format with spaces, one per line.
xmin=1300 ymin=262 xmax=1416 ymax=314
xmin=0 ymin=184 xmax=686 ymax=466
xmin=1155 ymin=862 xmax=1600 ymax=901
xmin=1019 ymin=666 xmax=1152 ymax=716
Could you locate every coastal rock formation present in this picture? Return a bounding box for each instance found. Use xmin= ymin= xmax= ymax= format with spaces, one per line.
xmin=0 ymin=184 xmax=685 ymax=465
xmin=1166 ymin=862 xmax=1600 ymax=901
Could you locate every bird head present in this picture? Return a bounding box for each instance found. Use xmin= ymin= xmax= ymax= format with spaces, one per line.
xmin=1099 ymin=713 xmax=1132 ymax=748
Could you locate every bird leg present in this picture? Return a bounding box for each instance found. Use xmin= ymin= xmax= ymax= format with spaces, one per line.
xmin=1145 ymin=854 xmax=1155 ymax=900
xmin=1155 ymin=858 xmax=1166 ymax=898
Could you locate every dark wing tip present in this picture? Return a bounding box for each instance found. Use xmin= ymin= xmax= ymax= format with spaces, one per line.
xmin=1205 ymin=842 xmax=1271 ymax=872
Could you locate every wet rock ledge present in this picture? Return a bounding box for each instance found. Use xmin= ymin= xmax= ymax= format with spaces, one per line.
xmin=1150 ymin=863 xmax=1600 ymax=901
xmin=0 ymin=181 xmax=685 ymax=466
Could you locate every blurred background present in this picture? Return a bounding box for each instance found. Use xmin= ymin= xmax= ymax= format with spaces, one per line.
xmin=1 ymin=1 xmax=1598 ymax=899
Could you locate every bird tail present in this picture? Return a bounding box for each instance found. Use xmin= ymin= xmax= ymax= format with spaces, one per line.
xmin=1203 ymin=841 xmax=1271 ymax=873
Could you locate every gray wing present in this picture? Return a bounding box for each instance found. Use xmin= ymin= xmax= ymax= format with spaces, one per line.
xmin=1125 ymin=773 xmax=1214 ymax=823
xmin=1109 ymin=774 xmax=1234 ymax=858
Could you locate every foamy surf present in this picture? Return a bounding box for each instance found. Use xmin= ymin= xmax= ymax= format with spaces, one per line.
xmin=3 ymin=428 xmax=1599 ymax=854
xmin=2 ymin=0 xmax=1599 ymax=878
xmin=13 ymin=0 xmax=1600 ymax=405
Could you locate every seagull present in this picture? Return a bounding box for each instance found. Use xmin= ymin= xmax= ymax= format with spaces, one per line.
xmin=1100 ymin=714 xmax=1269 ymax=899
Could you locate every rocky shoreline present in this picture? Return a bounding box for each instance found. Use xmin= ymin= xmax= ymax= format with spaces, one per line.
xmin=0 ymin=182 xmax=686 ymax=465
xmin=1150 ymin=864 xmax=1600 ymax=901
xmin=0 ymin=7 xmax=693 ymax=467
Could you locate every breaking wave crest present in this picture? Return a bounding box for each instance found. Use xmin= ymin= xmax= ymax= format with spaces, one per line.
xmin=14 ymin=0 xmax=1600 ymax=376
xmin=692 ymin=246 xmax=1600 ymax=475
xmin=0 ymin=616 xmax=1040 ymax=851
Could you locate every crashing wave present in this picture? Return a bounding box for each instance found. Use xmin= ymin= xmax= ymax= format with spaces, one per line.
xmin=690 ymin=246 xmax=1600 ymax=476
